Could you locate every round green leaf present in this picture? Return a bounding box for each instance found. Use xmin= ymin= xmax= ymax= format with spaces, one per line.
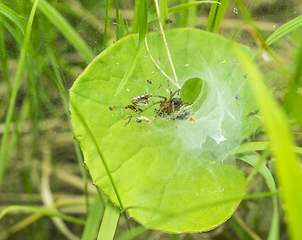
xmin=70 ymin=28 xmax=261 ymax=233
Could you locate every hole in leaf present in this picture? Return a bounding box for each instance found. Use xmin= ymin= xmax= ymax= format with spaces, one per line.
xmin=180 ymin=77 xmax=203 ymax=103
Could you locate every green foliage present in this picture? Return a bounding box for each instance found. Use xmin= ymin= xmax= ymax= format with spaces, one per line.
xmin=207 ymin=0 xmax=229 ymax=32
xmin=0 ymin=206 xmax=86 ymax=225
xmin=0 ymin=0 xmax=301 ymax=239
xmin=0 ymin=3 xmax=25 ymax=35
xmin=238 ymin=45 xmax=302 ymax=240
xmin=0 ymin=0 xmax=39 ymax=188
xmin=33 ymin=0 xmax=94 ymax=62
xmin=169 ymin=1 xmax=220 ymax=15
xmin=70 ymin=28 xmax=262 ymax=233
xmin=266 ymin=15 xmax=302 ymax=46
xmin=97 ymin=200 xmax=120 ymax=240
xmin=81 ymin=193 xmax=104 ymax=240
xmin=239 ymin=154 xmax=278 ymax=240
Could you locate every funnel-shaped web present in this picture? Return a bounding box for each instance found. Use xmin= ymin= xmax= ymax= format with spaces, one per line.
xmin=70 ymin=29 xmax=262 ymax=233
xmin=172 ymin=59 xmax=246 ymax=152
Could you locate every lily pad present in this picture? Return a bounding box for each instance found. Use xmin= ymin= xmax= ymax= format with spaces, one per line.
xmin=70 ymin=28 xmax=261 ymax=233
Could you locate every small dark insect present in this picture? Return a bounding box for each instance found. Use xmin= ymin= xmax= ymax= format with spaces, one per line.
xmin=246 ymin=109 xmax=259 ymax=117
xmin=165 ymin=19 xmax=173 ymax=24
xmin=109 ymin=106 xmax=115 ymax=110
xmin=235 ymin=94 xmax=241 ymax=100
xmin=147 ymin=79 xmax=152 ymax=84
xmin=244 ymin=74 xmax=248 ymax=78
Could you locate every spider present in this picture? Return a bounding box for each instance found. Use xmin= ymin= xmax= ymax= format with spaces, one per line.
xmin=131 ymin=80 xmax=192 ymax=117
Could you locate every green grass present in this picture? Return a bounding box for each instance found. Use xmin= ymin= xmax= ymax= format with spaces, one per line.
xmin=0 ymin=0 xmax=301 ymax=239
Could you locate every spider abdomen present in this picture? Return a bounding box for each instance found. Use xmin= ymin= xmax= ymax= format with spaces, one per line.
xmin=160 ymin=98 xmax=185 ymax=114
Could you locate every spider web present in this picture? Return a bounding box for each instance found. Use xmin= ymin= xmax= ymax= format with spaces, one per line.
xmin=143 ymin=35 xmax=260 ymax=159
xmin=70 ymin=29 xmax=262 ymax=233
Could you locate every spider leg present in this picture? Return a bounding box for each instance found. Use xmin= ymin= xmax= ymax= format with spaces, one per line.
xmin=167 ymin=80 xmax=173 ymax=96
xmin=171 ymin=100 xmax=175 ymax=115
xmin=150 ymin=95 xmax=167 ymax=101
xmin=155 ymin=104 xmax=166 ymax=117
xmin=167 ymin=79 xmax=181 ymax=98
xmin=171 ymin=89 xmax=180 ymax=98
xmin=141 ymin=101 xmax=163 ymax=113
xmin=182 ymin=100 xmax=192 ymax=106
xmin=123 ymin=116 xmax=132 ymax=126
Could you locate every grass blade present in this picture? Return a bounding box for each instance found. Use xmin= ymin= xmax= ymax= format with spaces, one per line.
xmin=159 ymin=0 xmax=168 ymax=29
xmin=188 ymin=0 xmax=197 ymax=28
xmin=82 ymin=193 xmax=105 ymax=240
xmin=0 ymin=3 xmax=25 ymax=35
xmin=131 ymin=0 xmax=139 ymax=34
xmin=239 ymin=154 xmax=279 ymax=240
xmin=235 ymin=142 xmax=302 ymax=155
xmin=115 ymin=0 xmax=120 ymax=40
xmin=179 ymin=0 xmax=189 ymax=27
xmin=153 ymin=0 xmax=179 ymax=87
xmin=206 ymin=0 xmax=229 ymax=33
xmin=0 ymin=206 xmax=85 ymax=225
xmin=234 ymin=0 xmax=292 ymax=80
xmin=97 ymin=200 xmax=120 ymax=240
xmin=3 ymin=20 xmax=23 ymax=46
xmin=34 ymin=0 xmax=94 ymax=62
xmin=0 ymin=0 xmax=39 ymax=188
xmin=114 ymin=226 xmax=146 ymax=240
xmin=237 ymin=47 xmax=302 ymax=240
xmin=119 ymin=12 xmax=126 ymax=38
xmin=283 ymin=44 xmax=302 ymax=112
xmin=0 ymin=213 xmax=43 ymax=239
xmin=148 ymin=1 xmax=220 ymax=27
xmin=138 ymin=0 xmax=148 ymax=42
xmin=266 ymin=15 xmax=302 ymax=46
xmin=169 ymin=1 xmax=220 ymax=14
xmin=228 ymin=217 xmax=256 ymax=240
xmin=0 ymin=16 xmax=9 ymax=90
xmin=103 ymin=0 xmax=111 ymax=48
xmin=115 ymin=0 xmax=147 ymax=96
